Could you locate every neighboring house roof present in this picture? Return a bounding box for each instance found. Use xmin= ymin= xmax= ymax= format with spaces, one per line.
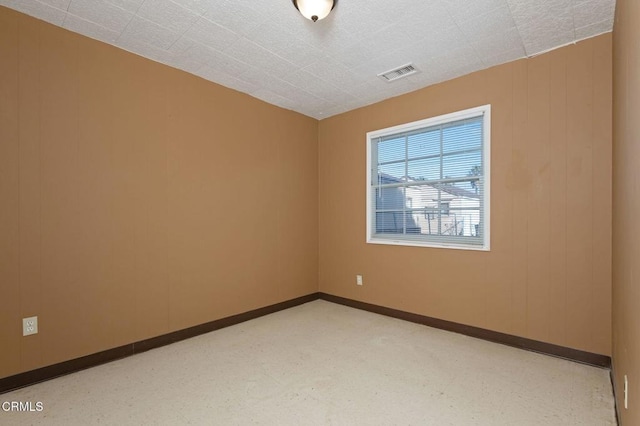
xmin=377 ymin=173 xmax=480 ymax=200
xmin=377 ymin=173 xmax=405 ymax=185
xmin=430 ymin=183 xmax=480 ymax=200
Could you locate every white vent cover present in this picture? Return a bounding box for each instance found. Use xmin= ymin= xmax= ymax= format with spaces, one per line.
xmin=378 ymin=64 xmax=419 ymax=82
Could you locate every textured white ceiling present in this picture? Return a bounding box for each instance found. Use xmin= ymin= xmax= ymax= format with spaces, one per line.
xmin=0 ymin=0 xmax=616 ymax=119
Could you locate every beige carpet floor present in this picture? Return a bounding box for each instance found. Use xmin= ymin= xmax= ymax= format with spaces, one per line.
xmin=0 ymin=300 xmax=617 ymax=425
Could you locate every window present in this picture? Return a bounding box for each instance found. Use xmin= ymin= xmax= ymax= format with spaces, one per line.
xmin=366 ymin=105 xmax=490 ymax=250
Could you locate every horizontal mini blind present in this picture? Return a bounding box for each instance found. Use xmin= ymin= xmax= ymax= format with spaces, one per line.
xmin=371 ymin=115 xmax=485 ymax=246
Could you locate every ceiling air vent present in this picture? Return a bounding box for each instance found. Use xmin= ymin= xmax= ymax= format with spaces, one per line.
xmin=378 ymin=63 xmax=418 ymax=82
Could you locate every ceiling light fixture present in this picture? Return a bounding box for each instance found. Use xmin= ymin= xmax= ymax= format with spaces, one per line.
xmin=292 ymin=0 xmax=336 ymax=22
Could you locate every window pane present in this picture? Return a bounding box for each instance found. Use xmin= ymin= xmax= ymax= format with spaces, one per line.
xmin=407 ymin=129 xmax=439 ymax=159
xmin=376 ymin=211 xmax=402 ymax=234
xmin=442 ymin=151 xmax=482 ymax=180
xmin=377 ymin=136 xmax=405 ymax=163
xmin=375 ymin=186 xmax=406 ymax=211
xmin=378 ymin=162 xmax=405 ymax=181
xmin=407 ymin=157 xmax=440 ymax=181
xmin=432 ymin=179 xmax=482 ymax=199
xmin=442 ymin=119 xmax=482 ymax=154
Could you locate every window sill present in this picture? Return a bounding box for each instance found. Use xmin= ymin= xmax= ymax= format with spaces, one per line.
xmin=366 ymin=237 xmax=490 ymax=251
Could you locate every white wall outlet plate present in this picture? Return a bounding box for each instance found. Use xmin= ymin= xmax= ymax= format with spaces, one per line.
xmin=23 ymin=316 xmax=38 ymax=336
xmin=356 ymin=275 xmax=363 ymax=286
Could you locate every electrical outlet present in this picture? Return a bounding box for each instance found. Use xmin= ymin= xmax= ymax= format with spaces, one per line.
xmin=22 ymin=316 xmax=38 ymax=336
xmin=356 ymin=275 xmax=363 ymax=286
xmin=624 ymin=375 xmax=629 ymax=409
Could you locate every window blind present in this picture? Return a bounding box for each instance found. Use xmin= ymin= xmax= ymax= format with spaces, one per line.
xmin=370 ymin=115 xmax=485 ymax=247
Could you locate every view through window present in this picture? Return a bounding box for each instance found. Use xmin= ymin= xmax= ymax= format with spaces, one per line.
xmin=366 ymin=105 xmax=490 ymax=250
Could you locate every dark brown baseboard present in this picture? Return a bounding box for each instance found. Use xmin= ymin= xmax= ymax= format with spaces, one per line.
xmin=1 ymin=291 xmax=611 ymax=395
xmin=0 ymin=292 xmax=320 ymax=395
xmin=318 ymin=292 xmax=612 ymax=369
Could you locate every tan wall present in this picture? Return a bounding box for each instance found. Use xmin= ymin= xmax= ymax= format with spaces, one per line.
xmin=0 ymin=4 xmax=617 ymax=384
xmin=0 ymin=7 xmax=318 ymax=379
xmin=319 ymin=34 xmax=612 ymax=356
xmin=613 ymin=0 xmax=640 ymax=423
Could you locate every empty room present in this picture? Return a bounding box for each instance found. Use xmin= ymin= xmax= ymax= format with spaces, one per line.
xmin=0 ymin=0 xmax=637 ymax=424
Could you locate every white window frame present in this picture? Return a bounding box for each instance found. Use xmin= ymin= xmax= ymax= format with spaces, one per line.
xmin=366 ymin=105 xmax=491 ymax=251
